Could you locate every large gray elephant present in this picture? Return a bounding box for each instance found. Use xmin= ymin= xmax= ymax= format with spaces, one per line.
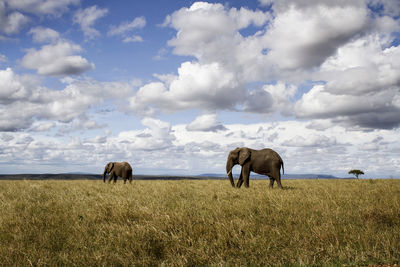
xmin=103 ymin=162 xmax=133 ymax=184
xmin=226 ymin=147 xmax=284 ymax=188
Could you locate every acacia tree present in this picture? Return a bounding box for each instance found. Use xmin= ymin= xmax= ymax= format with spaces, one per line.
xmin=348 ymin=169 xmax=364 ymax=179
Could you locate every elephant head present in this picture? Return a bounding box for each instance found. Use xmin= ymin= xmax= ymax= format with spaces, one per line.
xmin=226 ymin=147 xmax=251 ymax=187
xmin=103 ymin=162 xmax=114 ymax=182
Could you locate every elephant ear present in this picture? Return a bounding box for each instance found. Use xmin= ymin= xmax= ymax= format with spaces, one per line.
xmin=239 ymin=148 xmax=251 ymax=166
xmin=108 ymin=162 xmax=114 ymax=172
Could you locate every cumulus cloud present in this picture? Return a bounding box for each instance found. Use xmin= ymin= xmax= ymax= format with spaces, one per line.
xmin=1 ymin=118 xmax=399 ymax=177
xmin=73 ymin=5 xmax=108 ymax=39
xmin=20 ymin=40 xmax=94 ymax=76
xmin=0 ymin=68 xmax=31 ymax=104
xmin=321 ymin=35 xmax=400 ymax=95
xmin=129 ymin=61 xmax=244 ymax=115
xmin=28 ymin=27 xmax=60 ymax=43
xmin=294 ymin=84 xmax=400 ymax=129
xmin=244 ymin=82 xmax=297 ymax=114
xmin=0 ymin=1 xmax=29 ymax=35
xmin=108 ymin=16 xmax=146 ymax=36
xmin=186 ymin=114 xmax=227 ymax=132
xmin=294 ymin=34 xmax=400 ymax=129
xmin=0 ymin=68 xmax=132 ymax=131
xmin=162 ymin=1 xmax=399 ymax=130
xmin=164 ymin=1 xmax=270 ymax=73
xmin=29 ymin=121 xmax=56 ymax=132
xmin=263 ymin=2 xmax=368 ymax=70
xmin=116 ymin=117 xmax=175 ymax=151
xmin=162 ymin=2 xmax=274 ymax=84
xmin=123 ymin=35 xmax=143 ymax=43
xmin=4 ymin=0 xmax=79 ymax=16
xmin=126 ymin=1 xmax=400 ymax=125
xmin=283 ymin=134 xmax=337 ymax=147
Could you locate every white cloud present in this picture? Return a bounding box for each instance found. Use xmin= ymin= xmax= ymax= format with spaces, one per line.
xmin=1 ymin=117 xmax=399 ymax=177
xmin=294 ymin=34 xmax=400 ymax=129
xmin=294 ymin=84 xmax=400 ymax=129
xmin=0 ymin=68 xmax=132 ymax=131
xmin=123 ymin=35 xmax=143 ymax=43
xmin=73 ymin=5 xmax=108 ymax=39
xmin=165 ymin=2 xmax=269 ymax=66
xmin=0 ymin=1 xmax=29 ymax=35
xmin=5 ymin=0 xmax=80 ymax=16
xmin=57 ymin=115 xmax=104 ymax=134
xmin=186 ymin=114 xmax=227 ymax=132
xmin=162 ymin=1 xmax=371 ymax=83
xmin=129 ymin=61 xmax=244 ymax=115
xmin=29 ymin=121 xmax=56 ymax=132
xmin=0 ymin=54 xmax=7 ymax=63
xmin=0 ymin=68 xmax=30 ymax=104
xmin=28 ymin=27 xmax=60 ymax=43
xmin=116 ymin=117 xmax=175 ymax=151
xmin=153 ymin=48 xmax=169 ymax=61
xmin=263 ymin=3 xmax=368 ymax=70
xmin=321 ymin=35 xmax=400 ymax=95
xmin=20 ymin=41 xmax=94 ymax=76
xmin=108 ymin=16 xmax=146 ymax=36
xmin=283 ymin=134 xmax=337 ymax=147
xmin=244 ymin=82 xmax=297 ymax=114
xmin=129 ymin=1 xmax=400 ymax=123
xmin=258 ymin=0 xmax=272 ymax=6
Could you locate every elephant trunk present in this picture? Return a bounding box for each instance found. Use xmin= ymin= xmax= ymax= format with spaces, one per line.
xmin=103 ymin=169 xmax=107 ymax=183
xmin=226 ymin=160 xmax=235 ymax=187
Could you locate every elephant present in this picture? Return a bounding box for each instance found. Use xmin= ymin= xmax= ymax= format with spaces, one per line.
xmin=103 ymin=162 xmax=133 ymax=184
xmin=226 ymin=147 xmax=284 ymax=189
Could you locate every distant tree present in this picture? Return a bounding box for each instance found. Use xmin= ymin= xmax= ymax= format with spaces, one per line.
xmin=348 ymin=169 xmax=364 ymax=179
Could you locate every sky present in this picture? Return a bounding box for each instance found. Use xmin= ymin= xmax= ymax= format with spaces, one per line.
xmin=1 ymin=0 xmax=400 ymax=178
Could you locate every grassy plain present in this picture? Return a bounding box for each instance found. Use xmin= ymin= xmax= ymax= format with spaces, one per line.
xmin=0 ymin=179 xmax=399 ymax=266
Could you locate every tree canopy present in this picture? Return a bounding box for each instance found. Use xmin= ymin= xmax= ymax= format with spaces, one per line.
xmin=348 ymin=169 xmax=364 ymax=179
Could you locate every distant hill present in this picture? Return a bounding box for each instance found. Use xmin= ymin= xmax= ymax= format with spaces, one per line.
xmin=0 ymin=173 xmax=339 ymax=180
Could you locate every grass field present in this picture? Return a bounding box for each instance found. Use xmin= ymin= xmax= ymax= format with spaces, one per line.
xmin=0 ymin=179 xmax=399 ymax=266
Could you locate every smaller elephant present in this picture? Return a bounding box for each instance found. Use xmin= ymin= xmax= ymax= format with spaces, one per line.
xmin=103 ymin=162 xmax=133 ymax=184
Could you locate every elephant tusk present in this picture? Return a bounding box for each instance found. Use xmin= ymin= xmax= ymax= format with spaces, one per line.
xmin=227 ymin=170 xmax=232 ymax=176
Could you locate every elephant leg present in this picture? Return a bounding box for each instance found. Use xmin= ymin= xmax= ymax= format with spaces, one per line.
xmin=276 ymin=176 xmax=283 ymax=189
xmin=237 ymin=177 xmax=243 ymax=188
xmin=273 ymin=170 xmax=283 ymax=189
xmin=123 ymin=177 xmax=127 ymax=184
xmin=108 ymin=172 xmax=114 ymax=183
xmin=243 ymin=165 xmax=250 ymax=188
xmin=237 ymin=170 xmax=244 ymax=188
xmin=269 ymin=177 xmax=275 ymax=188
xmin=113 ymin=175 xmax=118 ymax=183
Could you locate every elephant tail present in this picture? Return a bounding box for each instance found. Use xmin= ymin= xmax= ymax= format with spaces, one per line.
xmin=128 ymin=169 xmax=133 ymax=181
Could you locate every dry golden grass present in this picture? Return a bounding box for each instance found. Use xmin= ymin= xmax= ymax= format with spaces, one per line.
xmin=0 ymin=179 xmax=399 ymax=266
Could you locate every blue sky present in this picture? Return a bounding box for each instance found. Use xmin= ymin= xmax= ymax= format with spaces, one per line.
xmin=1 ymin=0 xmax=400 ymax=178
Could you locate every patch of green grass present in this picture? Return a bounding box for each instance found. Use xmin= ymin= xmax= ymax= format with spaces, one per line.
xmin=0 ymin=179 xmax=399 ymax=265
